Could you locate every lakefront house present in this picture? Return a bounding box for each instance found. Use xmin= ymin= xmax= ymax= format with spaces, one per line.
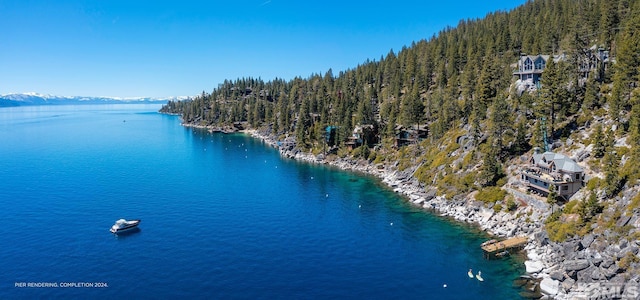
xmin=394 ymin=124 xmax=428 ymax=148
xmin=513 ymin=47 xmax=612 ymax=95
xmin=345 ymin=124 xmax=376 ymax=151
xmin=513 ymin=54 xmax=551 ymax=86
xmin=520 ymin=150 xmax=584 ymax=200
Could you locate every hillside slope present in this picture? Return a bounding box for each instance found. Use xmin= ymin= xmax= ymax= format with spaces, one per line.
xmin=162 ymin=0 xmax=640 ymax=298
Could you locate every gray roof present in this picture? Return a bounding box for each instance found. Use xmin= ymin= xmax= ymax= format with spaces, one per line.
xmin=532 ymin=151 xmax=583 ymax=173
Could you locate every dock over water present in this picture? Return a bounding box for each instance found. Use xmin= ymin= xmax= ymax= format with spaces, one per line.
xmin=481 ymin=236 xmax=528 ymax=258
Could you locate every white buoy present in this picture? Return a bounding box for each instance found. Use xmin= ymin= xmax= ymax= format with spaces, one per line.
xmin=443 ymin=284 xmax=447 ymax=288
xmin=326 ymin=194 xmax=328 ymax=197
xmin=390 ymin=222 xmax=393 ymax=226
xmin=358 ymin=204 xmax=361 ymax=208
xmin=311 ymin=176 xmax=314 ymax=179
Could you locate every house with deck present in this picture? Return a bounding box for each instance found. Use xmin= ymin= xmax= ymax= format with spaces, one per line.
xmin=514 ymin=47 xmax=612 ymax=94
xmin=394 ymin=124 xmax=428 ymax=147
xmin=345 ymin=124 xmax=376 ymax=151
xmin=513 ymin=54 xmax=550 ymax=86
xmin=520 ymin=151 xmax=584 ymax=200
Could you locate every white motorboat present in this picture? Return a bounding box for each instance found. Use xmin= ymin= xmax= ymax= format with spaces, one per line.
xmin=110 ymin=219 xmax=140 ymax=233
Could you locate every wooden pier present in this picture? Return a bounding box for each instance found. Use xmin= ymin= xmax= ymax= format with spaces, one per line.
xmin=481 ymin=236 xmax=528 ymax=259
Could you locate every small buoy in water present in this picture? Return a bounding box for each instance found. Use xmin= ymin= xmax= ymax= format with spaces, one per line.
xmin=204 ymin=148 xmax=206 ymax=151
xmin=390 ymin=222 xmax=393 ymax=226
xmin=326 ymin=194 xmax=328 ymax=197
xmin=443 ymin=284 xmax=447 ymax=288
xmin=245 ymin=156 xmax=248 ymax=158
xmin=311 ymin=176 xmax=314 ymax=179
xmin=358 ymin=204 xmax=361 ymax=208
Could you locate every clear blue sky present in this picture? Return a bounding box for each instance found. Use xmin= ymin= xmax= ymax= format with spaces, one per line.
xmin=0 ymin=0 xmax=526 ymax=98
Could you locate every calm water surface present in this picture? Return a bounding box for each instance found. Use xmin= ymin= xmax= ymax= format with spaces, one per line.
xmin=0 ymin=104 xmax=525 ymax=299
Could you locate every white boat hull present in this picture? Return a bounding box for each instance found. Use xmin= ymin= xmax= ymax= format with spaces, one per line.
xmin=110 ymin=219 xmax=140 ymax=233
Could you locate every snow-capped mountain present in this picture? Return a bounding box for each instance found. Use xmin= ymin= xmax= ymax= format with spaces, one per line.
xmin=0 ymin=92 xmax=191 ymax=107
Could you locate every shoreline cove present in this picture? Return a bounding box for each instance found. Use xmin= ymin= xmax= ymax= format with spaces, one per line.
xmin=184 ymin=123 xmax=565 ymax=297
xmin=181 ymin=122 xmax=640 ymax=299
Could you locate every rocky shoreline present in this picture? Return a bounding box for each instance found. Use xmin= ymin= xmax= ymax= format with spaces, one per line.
xmin=240 ymin=128 xmax=640 ymax=300
xmin=181 ymin=121 xmax=639 ymax=299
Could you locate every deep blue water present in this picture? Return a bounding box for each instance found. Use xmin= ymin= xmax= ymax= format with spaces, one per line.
xmin=0 ymin=104 xmax=525 ymax=299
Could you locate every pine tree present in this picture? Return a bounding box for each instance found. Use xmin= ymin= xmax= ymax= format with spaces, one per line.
xmin=599 ymin=0 xmax=619 ymax=50
xmin=479 ymin=142 xmax=503 ymax=187
xmin=295 ymin=98 xmax=311 ymax=148
xmin=600 ymin=127 xmax=620 ymax=196
xmin=592 ymin=123 xmax=606 ymax=158
xmin=401 ymin=83 xmax=424 ymax=126
xmin=582 ymin=77 xmax=600 ymax=111
xmin=579 ymin=192 xmax=603 ymax=222
xmin=629 ymin=89 xmax=640 ymax=148
xmin=539 ymin=58 xmax=567 ymax=140
xmin=512 ymin=118 xmax=529 ymax=155
xmin=611 ymin=4 xmax=640 ymax=115
xmin=356 ymin=94 xmax=374 ymax=125
xmin=488 ymin=93 xmax=510 ymax=157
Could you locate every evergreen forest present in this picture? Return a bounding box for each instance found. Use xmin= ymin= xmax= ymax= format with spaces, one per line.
xmin=161 ymin=0 xmax=640 ymax=244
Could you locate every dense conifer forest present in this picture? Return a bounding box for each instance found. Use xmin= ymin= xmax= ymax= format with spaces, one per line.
xmin=162 ymin=0 xmax=640 ymax=246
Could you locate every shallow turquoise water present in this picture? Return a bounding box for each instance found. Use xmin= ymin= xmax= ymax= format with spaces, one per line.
xmin=0 ymin=104 xmax=525 ymax=299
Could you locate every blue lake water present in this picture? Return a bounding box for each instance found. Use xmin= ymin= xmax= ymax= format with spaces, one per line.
xmin=0 ymin=104 xmax=525 ymax=299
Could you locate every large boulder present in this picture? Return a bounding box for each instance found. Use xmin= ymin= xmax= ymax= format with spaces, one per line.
xmin=604 ymin=263 xmax=623 ymax=280
xmin=580 ymin=234 xmax=595 ymax=249
xmin=550 ymin=270 xmax=565 ymax=281
xmin=563 ymin=240 xmax=582 ymax=256
xmin=564 ymin=259 xmax=590 ymax=272
xmin=590 ymin=267 xmax=604 ymax=281
xmin=600 ymin=257 xmax=614 ymax=268
xmin=540 ymin=277 xmax=560 ymax=296
xmin=576 ymin=265 xmax=596 ymax=283
xmin=561 ymin=277 xmax=576 ymax=292
xmin=424 ymin=189 xmax=436 ymax=201
xmin=591 ymin=252 xmax=604 ymax=267
xmin=525 ymin=260 xmax=544 ymax=273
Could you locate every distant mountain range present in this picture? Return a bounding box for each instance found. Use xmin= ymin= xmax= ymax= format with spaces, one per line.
xmin=0 ymin=92 xmax=191 ymax=107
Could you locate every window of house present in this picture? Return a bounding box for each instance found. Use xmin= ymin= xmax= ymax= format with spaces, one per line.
xmin=535 ymin=57 xmax=546 ymax=70
xmin=524 ymin=58 xmax=533 ymax=71
xmin=562 ymin=185 xmax=568 ymax=190
xmin=576 ymin=173 xmax=580 ymax=180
